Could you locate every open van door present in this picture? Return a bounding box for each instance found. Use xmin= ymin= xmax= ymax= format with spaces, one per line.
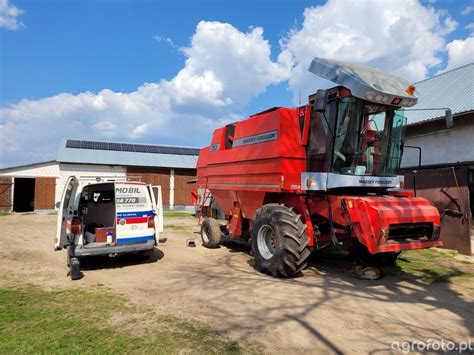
xmin=55 ymin=176 xmax=79 ymax=250
xmin=153 ymin=185 xmax=164 ymax=233
xmin=147 ymin=185 xmax=163 ymax=238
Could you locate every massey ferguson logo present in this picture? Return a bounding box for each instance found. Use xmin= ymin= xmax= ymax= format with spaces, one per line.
xmin=358 ymin=179 xmax=393 ymax=185
xmin=116 ymin=187 xmax=140 ymax=194
xmin=233 ymin=130 xmax=278 ymax=147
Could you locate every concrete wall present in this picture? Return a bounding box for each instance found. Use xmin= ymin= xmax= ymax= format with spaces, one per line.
xmin=401 ymin=113 xmax=474 ymax=168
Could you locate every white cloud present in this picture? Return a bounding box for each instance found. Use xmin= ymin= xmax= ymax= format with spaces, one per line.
xmin=461 ymin=6 xmax=474 ymax=16
xmin=1 ymin=1 xmax=471 ymax=166
xmin=175 ymin=21 xmax=290 ymax=108
xmin=92 ymin=121 xmax=118 ymax=138
xmin=445 ymin=36 xmax=474 ymax=70
xmin=152 ymin=35 xmax=180 ymax=50
xmin=0 ymin=0 xmax=24 ymax=30
xmin=0 ymin=21 xmax=287 ymax=164
xmin=279 ymin=0 xmax=458 ymax=101
xmin=466 ymin=23 xmax=474 ymax=34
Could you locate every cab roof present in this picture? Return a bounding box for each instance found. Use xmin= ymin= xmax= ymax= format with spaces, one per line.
xmin=308 ymin=57 xmax=417 ymax=107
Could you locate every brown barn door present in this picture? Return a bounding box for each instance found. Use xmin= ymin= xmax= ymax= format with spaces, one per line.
xmin=0 ymin=177 xmax=13 ymax=212
xmin=34 ymin=177 xmax=56 ymax=210
xmin=174 ymin=170 xmax=197 ymax=206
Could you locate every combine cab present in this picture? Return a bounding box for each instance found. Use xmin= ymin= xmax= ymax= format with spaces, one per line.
xmin=197 ymin=58 xmax=442 ymax=277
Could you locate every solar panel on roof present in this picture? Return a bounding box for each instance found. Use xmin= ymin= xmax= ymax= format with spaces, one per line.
xmin=159 ymin=146 xmax=173 ymax=154
xmin=94 ymin=141 xmax=109 ymax=150
xmin=64 ymin=139 xmax=199 ymax=156
xmin=108 ymin=143 xmax=122 ymax=151
xmin=181 ymin=147 xmax=200 ymax=155
xmin=168 ymin=147 xmax=184 ymax=155
xmin=146 ymin=145 xmax=161 ymax=153
xmin=66 ymin=140 xmax=81 ymax=148
xmin=121 ymin=143 xmax=135 ymax=152
xmin=81 ymin=141 xmax=95 ymax=149
xmin=133 ymin=144 xmax=149 ymax=153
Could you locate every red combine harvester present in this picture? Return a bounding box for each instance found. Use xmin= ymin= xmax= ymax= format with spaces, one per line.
xmin=197 ymin=58 xmax=443 ymax=277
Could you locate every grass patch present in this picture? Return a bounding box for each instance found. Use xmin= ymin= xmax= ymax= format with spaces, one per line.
xmin=0 ymin=212 xmax=10 ymax=217
xmin=47 ymin=212 xmax=58 ymax=215
xmin=164 ymin=211 xmax=195 ymax=218
xmin=0 ymin=280 xmax=258 ymax=354
xmin=387 ymin=249 xmax=474 ymax=284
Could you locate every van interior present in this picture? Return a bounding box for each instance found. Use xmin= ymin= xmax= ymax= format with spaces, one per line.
xmin=78 ymin=183 xmax=116 ymax=247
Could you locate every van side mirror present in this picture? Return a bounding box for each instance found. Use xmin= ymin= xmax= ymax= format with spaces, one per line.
xmin=313 ymin=90 xmax=328 ymax=112
xmin=445 ymin=109 xmax=453 ymax=129
xmin=55 ymin=201 xmax=61 ymax=209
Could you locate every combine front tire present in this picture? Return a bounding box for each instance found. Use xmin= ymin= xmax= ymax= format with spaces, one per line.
xmin=201 ymin=218 xmax=221 ymax=248
xmin=251 ymin=204 xmax=310 ymax=277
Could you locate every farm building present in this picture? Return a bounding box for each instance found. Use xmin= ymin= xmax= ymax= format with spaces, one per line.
xmin=401 ymin=62 xmax=474 ymax=255
xmin=0 ymin=139 xmax=199 ymax=212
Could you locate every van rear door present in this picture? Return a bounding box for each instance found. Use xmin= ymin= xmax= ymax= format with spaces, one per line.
xmin=147 ymin=185 xmax=163 ymax=237
xmin=115 ymin=183 xmax=155 ymax=245
xmin=55 ymin=176 xmax=79 ymax=250
xmin=152 ymin=185 xmax=164 ymax=234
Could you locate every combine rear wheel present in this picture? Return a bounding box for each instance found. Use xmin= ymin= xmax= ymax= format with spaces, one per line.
xmin=201 ymin=218 xmax=221 ymax=248
xmin=251 ymin=204 xmax=310 ymax=277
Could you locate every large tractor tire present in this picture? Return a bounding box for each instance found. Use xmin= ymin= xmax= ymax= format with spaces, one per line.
xmin=251 ymin=204 xmax=310 ymax=278
xmin=201 ymin=218 xmax=222 ymax=248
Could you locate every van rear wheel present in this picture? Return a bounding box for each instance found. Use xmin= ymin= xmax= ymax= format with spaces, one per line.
xmin=66 ymin=247 xmax=81 ymax=267
xmin=251 ymin=204 xmax=310 ymax=278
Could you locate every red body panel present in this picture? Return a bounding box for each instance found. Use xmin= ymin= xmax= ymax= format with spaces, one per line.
xmin=197 ymin=106 xmax=442 ymax=254
xmin=197 ymin=108 xmax=306 ymax=219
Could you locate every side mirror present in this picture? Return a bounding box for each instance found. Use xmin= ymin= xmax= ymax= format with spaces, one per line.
xmin=313 ymin=89 xmax=328 ymax=112
xmin=55 ymin=201 xmax=61 ymax=209
xmin=445 ymin=109 xmax=453 ymax=129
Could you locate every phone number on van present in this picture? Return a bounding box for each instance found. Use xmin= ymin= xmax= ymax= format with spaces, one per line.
xmin=116 ymin=197 xmax=140 ymax=204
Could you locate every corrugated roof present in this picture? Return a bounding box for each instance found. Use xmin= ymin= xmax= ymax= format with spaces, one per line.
xmin=57 ymin=139 xmax=199 ymax=169
xmin=405 ymin=62 xmax=474 ymax=125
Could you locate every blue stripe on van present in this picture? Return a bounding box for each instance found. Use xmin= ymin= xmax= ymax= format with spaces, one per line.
xmin=116 ymin=210 xmax=154 ymax=218
xmin=116 ymin=235 xmax=155 ymax=244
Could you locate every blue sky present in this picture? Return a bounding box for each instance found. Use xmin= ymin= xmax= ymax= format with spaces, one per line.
xmin=1 ymin=0 xmax=473 ymax=166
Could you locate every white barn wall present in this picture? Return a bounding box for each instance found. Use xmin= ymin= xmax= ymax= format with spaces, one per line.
xmin=0 ymin=162 xmax=126 ymax=209
xmin=401 ymin=117 xmax=474 ymax=168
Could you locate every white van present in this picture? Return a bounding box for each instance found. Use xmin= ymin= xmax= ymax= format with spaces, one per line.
xmin=55 ymin=176 xmax=163 ymax=277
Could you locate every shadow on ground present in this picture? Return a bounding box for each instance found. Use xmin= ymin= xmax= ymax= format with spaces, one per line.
xmin=169 ymin=241 xmax=473 ymax=353
xmin=79 ymin=248 xmax=164 ymax=271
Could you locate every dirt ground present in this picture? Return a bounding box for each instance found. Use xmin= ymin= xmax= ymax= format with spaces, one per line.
xmin=1 ymin=213 xmax=472 ymax=354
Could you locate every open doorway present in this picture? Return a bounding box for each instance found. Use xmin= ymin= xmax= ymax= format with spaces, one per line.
xmin=13 ymin=178 xmax=35 ymax=212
